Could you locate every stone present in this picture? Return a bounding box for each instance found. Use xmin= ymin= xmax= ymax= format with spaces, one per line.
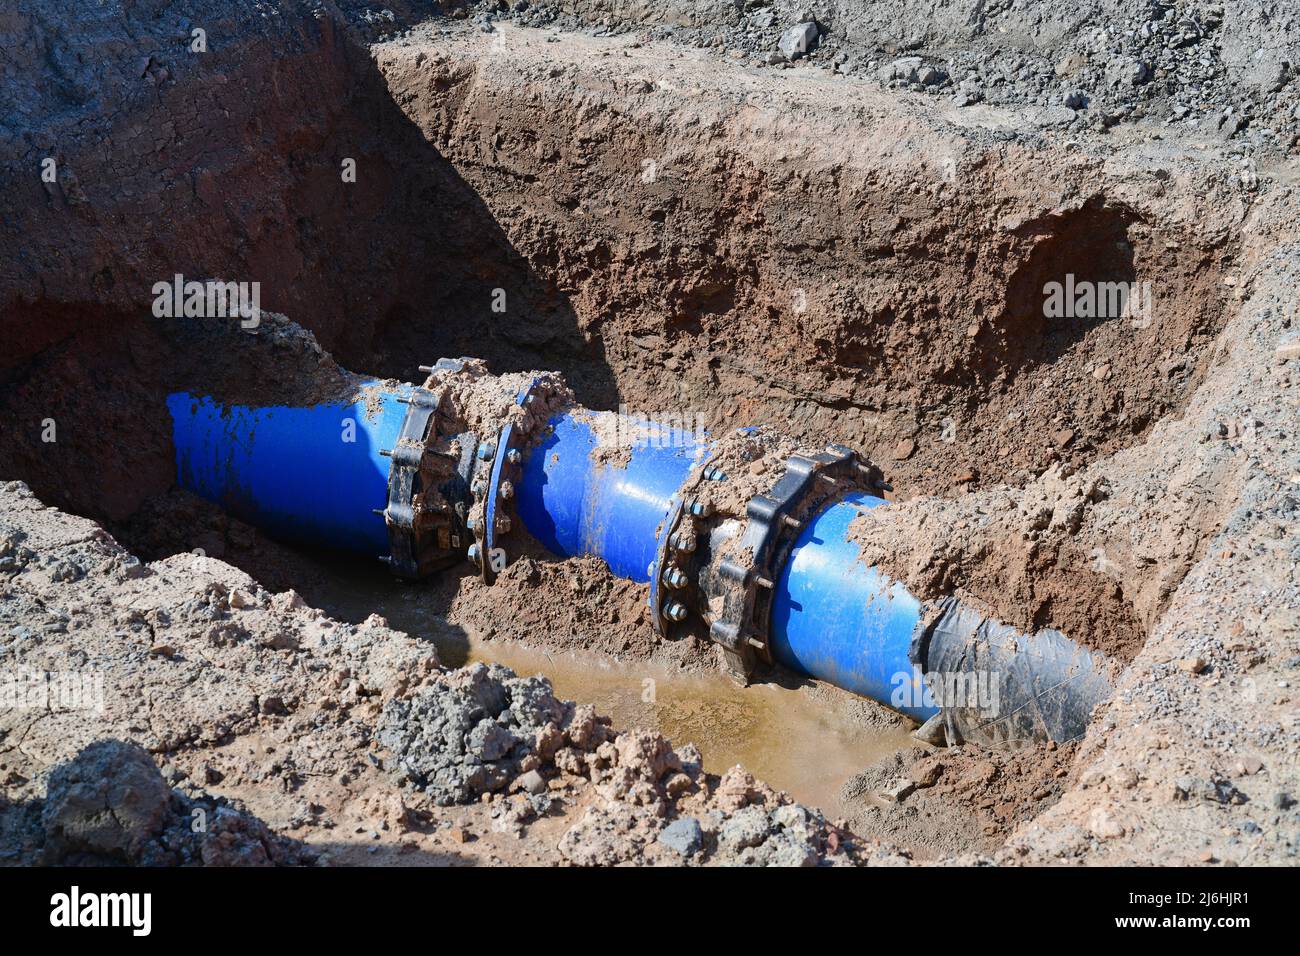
xmin=516 ymin=769 xmax=547 ymax=794
xmin=879 ymin=778 xmax=916 ymax=803
xmin=881 ymin=56 xmax=922 ymax=84
xmin=911 ymin=760 xmax=944 ymax=788
xmin=746 ymin=830 xmax=818 ymax=867
xmin=1088 ymin=806 xmax=1125 ymax=839
xmin=1054 ymin=52 xmax=1088 ymax=77
xmin=657 ymin=816 xmax=704 ymax=856
xmin=1233 ymin=756 xmax=1263 ymax=777
xmin=779 ymin=22 xmax=819 ymax=61
xmin=1110 ymin=766 xmax=1139 ymax=789
xmin=42 ymin=740 xmax=172 ymax=863
xmin=718 ymin=805 xmax=772 ymax=851
xmin=770 ymin=803 xmax=811 ymax=833
xmin=917 ymin=66 xmax=948 ymax=87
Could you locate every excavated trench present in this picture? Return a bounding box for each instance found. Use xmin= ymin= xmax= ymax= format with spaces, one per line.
xmin=0 ymin=14 xmax=1249 ymax=844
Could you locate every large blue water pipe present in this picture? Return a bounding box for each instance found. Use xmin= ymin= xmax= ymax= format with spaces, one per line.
xmin=510 ymin=410 xmax=930 ymax=717
xmin=166 ymin=382 xmax=410 ymax=556
xmin=515 ymin=411 xmax=707 ymax=582
xmin=167 ymin=367 xmax=1111 ymax=741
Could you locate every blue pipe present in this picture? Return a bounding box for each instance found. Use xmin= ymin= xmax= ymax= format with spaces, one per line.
xmin=512 ymin=415 xmax=934 ymax=718
xmin=515 ymin=410 xmax=706 ymax=581
xmin=166 ymin=382 xmax=408 ymax=556
xmin=164 ymin=376 xmax=1102 ymax=737
xmin=770 ymin=492 xmax=937 ymax=722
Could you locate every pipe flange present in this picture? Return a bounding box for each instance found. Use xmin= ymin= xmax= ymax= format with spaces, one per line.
xmin=700 ymin=445 xmax=886 ymax=682
xmin=379 ymin=374 xmax=475 ymax=579
xmin=647 ymin=455 xmax=725 ymax=639
xmin=467 ymin=374 xmax=568 ymax=582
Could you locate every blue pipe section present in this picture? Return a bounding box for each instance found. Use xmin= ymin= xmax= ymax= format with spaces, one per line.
xmin=512 ymin=413 xmax=932 ymax=719
xmin=162 ymin=376 xmax=1093 ymax=732
xmin=770 ymin=492 xmax=937 ymax=722
xmin=515 ymin=410 xmax=706 ymax=581
xmin=166 ymin=381 xmax=409 ymax=556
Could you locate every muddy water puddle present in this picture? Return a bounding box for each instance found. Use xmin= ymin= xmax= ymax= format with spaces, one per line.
xmin=313 ymin=572 xmax=913 ymax=815
xmin=467 ymin=640 xmax=916 ymax=815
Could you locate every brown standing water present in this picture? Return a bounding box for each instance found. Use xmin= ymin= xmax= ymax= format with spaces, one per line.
xmin=471 ymin=639 xmax=917 ymax=816
xmin=314 ymin=568 xmax=915 ymax=816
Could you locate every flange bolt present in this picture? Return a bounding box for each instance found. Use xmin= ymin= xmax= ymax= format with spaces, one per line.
xmin=662 ymin=566 xmax=689 ymax=589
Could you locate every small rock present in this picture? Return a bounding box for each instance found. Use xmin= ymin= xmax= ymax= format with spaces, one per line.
xmin=658 ymin=816 xmax=704 ymax=857
xmin=892 ymin=438 xmax=916 ymax=460
xmin=911 ymin=760 xmax=943 ymax=789
xmin=1054 ymin=52 xmax=1087 ymax=78
xmin=1233 ymin=756 xmax=1263 ymax=777
xmin=718 ymin=805 xmax=772 ymax=851
xmin=1177 ymin=657 xmax=1208 ymax=674
xmin=1110 ymin=766 xmax=1139 ymax=790
xmin=778 ymin=22 xmax=819 ymax=61
xmin=917 ymin=65 xmax=947 ymax=86
xmin=1091 ymin=363 xmax=1112 ymax=381
xmin=516 ymin=769 xmax=547 ymax=795
xmin=1088 ymin=807 xmax=1125 ymax=839
xmin=881 ymin=56 xmax=922 ymax=84
xmin=879 ymin=779 xmax=916 ymax=803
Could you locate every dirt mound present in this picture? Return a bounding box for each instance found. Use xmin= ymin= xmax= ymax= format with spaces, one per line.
xmin=40 ymin=739 xmax=309 ymax=867
xmin=378 ymin=662 xmax=572 ymax=804
xmin=0 ymin=481 xmax=884 ymax=867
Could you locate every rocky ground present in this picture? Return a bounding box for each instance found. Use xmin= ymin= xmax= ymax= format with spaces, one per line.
xmin=0 ymin=481 xmax=903 ymax=866
xmin=432 ymin=0 xmax=1299 ymax=157
xmin=1 ymin=1 xmax=1297 ymax=866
